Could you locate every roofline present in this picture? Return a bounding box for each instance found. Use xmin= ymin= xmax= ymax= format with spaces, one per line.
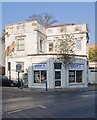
xmin=5 ymin=20 xmax=38 ymax=27
xmin=46 ymin=23 xmax=87 ymax=28
xmin=46 ymin=24 xmax=76 ymax=28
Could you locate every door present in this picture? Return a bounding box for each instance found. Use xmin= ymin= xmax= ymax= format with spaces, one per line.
xmin=55 ymin=70 xmax=61 ymax=87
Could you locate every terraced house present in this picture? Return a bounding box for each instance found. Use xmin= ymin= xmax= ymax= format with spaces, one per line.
xmin=4 ymin=20 xmax=89 ymax=89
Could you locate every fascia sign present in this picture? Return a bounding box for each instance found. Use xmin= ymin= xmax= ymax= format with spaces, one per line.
xmin=33 ymin=64 xmax=47 ymax=70
xmin=69 ymin=63 xmax=83 ymax=70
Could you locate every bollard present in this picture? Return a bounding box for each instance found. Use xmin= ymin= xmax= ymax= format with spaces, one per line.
xmin=46 ymin=81 xmax=48 ymax=91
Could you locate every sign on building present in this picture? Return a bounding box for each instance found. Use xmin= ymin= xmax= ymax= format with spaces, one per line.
xmin=33 ymin=64 xmax=47 ymax=70
xmin=69 ymin=63 xmax=84 ymax=70
xmin=16 ymin=64 xmax=22 ymax=72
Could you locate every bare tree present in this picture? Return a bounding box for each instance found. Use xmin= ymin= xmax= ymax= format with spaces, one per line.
xmin=54 ymin=34 xmax=76 ymax=66
xmin=26 ymin=13 xmax=58 ymax=26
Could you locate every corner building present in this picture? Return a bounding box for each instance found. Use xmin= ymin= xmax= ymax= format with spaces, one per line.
xmin=5 ymin=21 xmax=89 ymax=89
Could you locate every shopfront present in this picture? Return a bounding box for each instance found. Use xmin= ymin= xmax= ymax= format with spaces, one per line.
xmin=28 ymin=57 xmax=88 ymax=89
xmin=69 ymin=63 xmax=85 ymax=87
xmin=33 ymin=63 xmax=47 ymax=84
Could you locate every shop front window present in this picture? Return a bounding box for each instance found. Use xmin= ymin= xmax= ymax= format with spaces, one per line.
xmin=41 ymin=70 xmax=47 ymax=83
xmin=69 ymin=70 xmax=82 ymax=83
xmin=69 ymin=70 xmax=75 ymax=83
xmin=76 ymin=71 xmax=83 ymax=83
xmin=34 ymin=70 xmax=47 ymax=83
xmin=34 ymin=71 xmax=40 ymax=83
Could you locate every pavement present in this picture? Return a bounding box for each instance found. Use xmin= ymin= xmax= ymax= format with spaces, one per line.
xmin=14 ymin=84 xmax=97 ymax=93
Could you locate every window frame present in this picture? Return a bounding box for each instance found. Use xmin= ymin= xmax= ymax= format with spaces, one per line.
xmin=69 ymin=70 xmax=83 ymax=83
xmin=17 ymin=38 xmax=25 ymax=51
xmin=34 ymin=70 xmax=47 ymax=83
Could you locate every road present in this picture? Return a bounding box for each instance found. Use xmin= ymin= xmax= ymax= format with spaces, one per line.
xmin=2 ymin=87 xmax=96 ymax=119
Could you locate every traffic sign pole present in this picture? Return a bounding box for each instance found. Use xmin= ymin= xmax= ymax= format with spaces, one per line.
xmin=18 ymin=72 xmax=20 ymax=88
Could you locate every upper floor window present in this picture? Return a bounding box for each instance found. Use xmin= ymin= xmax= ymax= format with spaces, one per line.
xmin=40 ymin=40 xmax=43 ymax=52
xmin=49 ymin=43 xmax=53 ymax=52
xmin=76 ymin=39 xmax=81 ymax=50
xmin=17 ymin=39 xmax=24 ymax=51
xmin=15 ymin=35 xmax=26 ymax=51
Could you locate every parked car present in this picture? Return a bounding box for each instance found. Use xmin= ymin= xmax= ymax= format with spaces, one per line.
xmin=0 ymin=75 xmax=18 ymax=87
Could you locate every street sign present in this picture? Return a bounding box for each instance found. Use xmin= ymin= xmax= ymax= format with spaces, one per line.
xmin=16 ymin=64 xmax=22 ymax=72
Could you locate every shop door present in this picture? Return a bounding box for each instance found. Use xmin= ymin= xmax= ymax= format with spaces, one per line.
xmin=55 ymin=70 xmax=61 ymax=87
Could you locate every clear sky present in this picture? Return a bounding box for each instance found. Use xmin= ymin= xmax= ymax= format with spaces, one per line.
xmin=2 ymin=2 xmax=95 ymax=43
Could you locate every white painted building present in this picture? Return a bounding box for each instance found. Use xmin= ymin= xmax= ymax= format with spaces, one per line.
xmin=88 ymin=62 xmax=97 ymax=84
xmin=87 ymin=44 xmax=97 ymax=84
xmin=4 ymin=20 xmax=89 ymax=88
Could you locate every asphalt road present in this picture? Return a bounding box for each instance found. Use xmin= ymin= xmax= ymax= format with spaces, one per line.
xmin=2 ymin=87 xmax=96 ymax=119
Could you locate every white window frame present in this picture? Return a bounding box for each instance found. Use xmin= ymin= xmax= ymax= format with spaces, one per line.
xmin=69 ymin=70 xmax=83 ymax=83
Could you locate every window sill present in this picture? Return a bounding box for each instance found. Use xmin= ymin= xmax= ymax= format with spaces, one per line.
xmin=69 ymin=82 xmax=85 ymax=86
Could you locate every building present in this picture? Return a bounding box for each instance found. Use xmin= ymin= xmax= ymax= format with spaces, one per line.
xmin=4 ymin=20 xmax=89 ymax=88
xmin=0 ymin=34 xmax=5 ymax=75
xmin=87 ymin=44 xmax=97 ymax=84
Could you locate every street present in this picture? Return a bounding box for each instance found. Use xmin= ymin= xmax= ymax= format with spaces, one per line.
xmin=2 ymin=86 xmax=96 ymax=119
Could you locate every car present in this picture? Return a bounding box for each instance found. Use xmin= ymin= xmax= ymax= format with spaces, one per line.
xmin=0 ymin=75 xmax=18 ymax=87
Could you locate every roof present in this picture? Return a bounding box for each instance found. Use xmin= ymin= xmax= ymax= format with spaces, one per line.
xmin=46 ymin=23 xmax=76 ymax=28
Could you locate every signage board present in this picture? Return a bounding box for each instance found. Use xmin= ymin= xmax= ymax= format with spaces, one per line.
xmin=69 ymin=63 xmax=83 ymax=70
xmin=33 ymin=64 xmax=47 ymax=70
xmin=16 ymin=64 xmax=22 ymax=72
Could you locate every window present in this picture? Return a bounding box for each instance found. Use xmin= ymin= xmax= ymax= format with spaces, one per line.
xmin=76 ymin=71 xmax=82 ymax=83
xmin=54 ymin=63 xmax=62 ymax=69
xmin=76 ymin=40 xmax=81 ymax=50
xmin=69 ymin=71 xmax=75 ymax=83
xmin=15 ymin=35 xmax=26 ymax=51
xmin=69 ymin=70 xmax=82 ymax=83
xmin=34 ymin=70 xmax=47 ymax=83
xmin=54 ymin=63 xmax=62 ymax=87
xmin=34 ymin=71 xmax=40 ymax=83
xmin=55 ymin=71 xmax=61 ymax=79
xmin=8 ymin=62 xmax=11 ymax=71
xmin=16 ymin=62 xmax=24 ymax=72
xmin=40 ymin=40 xmax=43 ymax=51
xmin=49 ymin=43 xmax=53 ymax=52
xmin=17 ymin=39 xmax=24 ymax=51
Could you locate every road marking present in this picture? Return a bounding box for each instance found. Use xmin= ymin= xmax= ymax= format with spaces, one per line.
xmin=7 ymin=104 xmax=47 ymax=114
xmin=7 ymin=109 xmax=21 ymax=114
xmin=7 ymin=106 xmax=35 ymax=114
xmin=6 ymin=99 xmax=89 ymax=114
xmin=38 ymin=105 xmax=46 ymax=109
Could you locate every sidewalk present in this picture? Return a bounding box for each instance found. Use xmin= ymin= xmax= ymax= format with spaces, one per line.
xmin=20 ymin=84 xmax=96 ymax=93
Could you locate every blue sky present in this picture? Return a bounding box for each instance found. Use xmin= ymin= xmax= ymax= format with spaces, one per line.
xmin=2 ymin=2 xmax=95 ymax=43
